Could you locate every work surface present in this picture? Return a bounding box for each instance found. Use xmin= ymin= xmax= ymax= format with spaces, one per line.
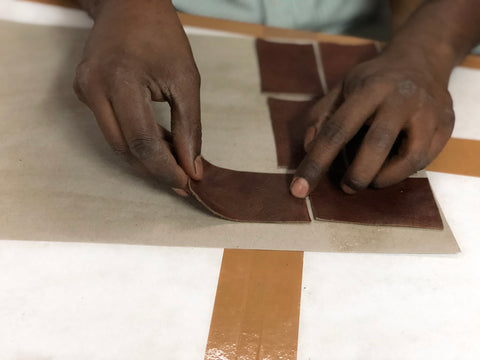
xmin=0 ymin=20 xmax=459 ymax=254
xmin=1 ymin=2 xmax=480 ymax=360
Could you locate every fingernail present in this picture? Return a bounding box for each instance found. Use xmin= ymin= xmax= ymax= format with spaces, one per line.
xmin=304 ymin=126 xmax=316 ymax=151
xmin=172 ymin=188 xmax=189 ymax=197
xmin=340 ymin=183 xmax=356 ymax=195
xmin=194 ymin=155 xmax=203 ymax=179
xmin=290 ymin=177 xmax=310 ymax=198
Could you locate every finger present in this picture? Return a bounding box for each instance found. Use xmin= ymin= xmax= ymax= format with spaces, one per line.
xmin=169 ymin=68 xmax=203 ymax=180
xmin=79 ymin=84 xmax=150 ymax=174
xmin=291 ymin=87 xmax=385 ymax=198
xmin=304 ymin=84 xmax=343 ymax=150
xmin=427 ymin=129 xmax=451 ymax=162
xmin=340 ymin=104 xmax=406 ymax=193
xmin=427 ymin=111 xmax=454 ymax=161
xmin=111 ymin=84 xmax=188 ymax=189
xmin=373 ymin=111 xmax=437 ymax=188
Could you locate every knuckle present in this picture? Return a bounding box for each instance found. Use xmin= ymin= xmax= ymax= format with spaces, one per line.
xmin=442 ymin=107 xmax=455 ymax=130
xmin=344 ymin=73 xmax=391 ymax=97
xmin=107 ymin=64 xmax=138 ymax=88
xmin=318 ymin=120 xmax=348 ymax=147
xmin=366 ymin=126 xmax=396 ymax=150
xmin=405 ymin=151 xmax=428 ymax=171
xmin=344 ymin=74 xmax=368 ymax=95
xmin=129 ymin=137 xmax=158 ymax=161
xmin=171 ymin=62 xmax=201 ymax=90
xmin=395 ymin=79 xmax=417 ymax=97
xmin=344 ymin=174 xmax=369 ymax=191
xmin=74 ymin=61 xmax=97 ymax=97
xmin=111 ymin=143 xmax=129 ymax=156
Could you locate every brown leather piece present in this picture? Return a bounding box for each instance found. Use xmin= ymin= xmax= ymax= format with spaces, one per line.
xmin=267 ymin=97 xmax=317 ymax=169
xmin=267 ymin=97 xmax=365 ymax=174
xmin=189 ymin=160 xmax=311 ymax=223
xmin=256 ymin=39 xmax=323 ymax=94
xmin=310 ymin=176 xmax=444 ymax=229
xmin=320 ymin=42 xmax=379 ymax=89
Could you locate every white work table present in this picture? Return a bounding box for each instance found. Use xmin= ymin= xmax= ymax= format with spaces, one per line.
xmin=0 ymin=1 xmax=479 ymax=359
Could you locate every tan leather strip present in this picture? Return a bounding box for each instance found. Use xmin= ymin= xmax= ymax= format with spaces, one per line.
xmin=427 ymin=138 xmax=480 ymax=177
xmin=460 ymin=55 xmax=480 ymax=70
xmin=205 ymin=249 xmax=303 ymax=360
xmin=178 ymin=13 xmax=376 ymax=44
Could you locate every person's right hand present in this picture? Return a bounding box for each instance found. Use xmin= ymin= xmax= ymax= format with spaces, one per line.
xmin=74 ymin=0 xmax=202 ymax=195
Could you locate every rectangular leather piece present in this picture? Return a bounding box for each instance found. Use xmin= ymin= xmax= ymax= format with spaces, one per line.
xmin=189 ymin=160 xmax=311 ymax=223
xmin=267 ymin=97 xmax=317 ymax=169
xmin=320 ymin=42 xmax=379 ymax=89
xmin=256 ymin=39 xmax=323 ymax=94
xmin=310 ymin=176 xmax=444 ymax=229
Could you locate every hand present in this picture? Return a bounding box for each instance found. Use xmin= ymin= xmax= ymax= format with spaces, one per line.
xmin=74 ymin=0 xmax=202 ymax=195
xmin=290 ymin=47 xmax=455 ymax=197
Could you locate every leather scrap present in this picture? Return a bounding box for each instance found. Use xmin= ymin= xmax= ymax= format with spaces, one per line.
xmin=320 ymin=42 xmax=379 ymax=89
xmin=256 ymin=39 xmax=323 ymax=94
xmin=267 ymin=97 xmax=317 ymax=169
xmin=189 ymin=159 xmax=311 ymax=223
xmin=310 ymin=176 xmax=444 ymax=229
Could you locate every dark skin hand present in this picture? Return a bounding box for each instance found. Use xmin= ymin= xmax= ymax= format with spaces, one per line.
xmin=75 ymin=0 xmax=202 ymax=196
xmin=291 ymin=0 xmax=480 ymax=197
xmin=76 ymin=0 xmax=480 ymax=198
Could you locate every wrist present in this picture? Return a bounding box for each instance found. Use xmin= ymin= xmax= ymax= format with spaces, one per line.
xmin=78 ymin=0 xmax=173 ymax=20
xmin=383 ymin=32 xmax=457 ymax=85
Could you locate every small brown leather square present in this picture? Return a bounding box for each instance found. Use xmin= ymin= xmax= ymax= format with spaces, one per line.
xmin=256 ymin=39 xmax=323 ymax=94
xmin=310 ymin=176 xmax=443 ymax=229
xmin=189 ymin=160 xmax=311 ymax=223
xmin=267 ymin=97 xmax=317 ymax=169
xmin=320 ymin=42 xmax=379 ymax=89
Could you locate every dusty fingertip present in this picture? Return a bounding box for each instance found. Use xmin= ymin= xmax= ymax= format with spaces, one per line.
xmin=193 ymin=155 xmax=204 ymax=180
xmin=290 ymin=177 xmax=310 ymax=198
xmin=172 ymin=187 xmax=189 ymax=197
xmin=340 ymin=182 xmax=357 ymax=195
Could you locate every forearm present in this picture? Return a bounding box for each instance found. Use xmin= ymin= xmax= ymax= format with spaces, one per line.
xmin=387 ymin=0 xmax=480 ymax=83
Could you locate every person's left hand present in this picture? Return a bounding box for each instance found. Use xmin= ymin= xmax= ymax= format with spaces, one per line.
xmin=290 ymin=48 xmax=455 ymax=198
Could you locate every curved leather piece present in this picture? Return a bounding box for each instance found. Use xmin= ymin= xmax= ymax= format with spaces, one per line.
xmin=189 ymin=159 xmax=311 ymax=223
xmin=310 ymin=176 xmax=444 ymax=229
xmin=256 ymin=39 xmax=323 ymax=94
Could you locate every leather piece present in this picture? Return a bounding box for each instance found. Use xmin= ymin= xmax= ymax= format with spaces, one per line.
xmin=320 ymin=42 xmax=379 ymax=89
xmin=189 ymin=160 xmax=311 ymax=223
xmin=426 ymin=138 xmax=480 ymax=178
xmin=256 ymin=39 xmax=323 ymax=94
xmin=266 ymin=98 xmax=443 ymax=230
xmin=267 ymin=97 xmax=364 ymax=174
xmin=267 ymin=97 xmax=317 ymax=169
xmin=205 ymin=250 xmax=303 ymax=360
xmin=310 ymin=176 xmax=444 ymax=229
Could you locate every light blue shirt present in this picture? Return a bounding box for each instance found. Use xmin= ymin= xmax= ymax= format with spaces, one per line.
xmin=173 ymin=0 xmax=390 ymax=40
xmin=173 ymin=1 xmax=480 ymax=53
